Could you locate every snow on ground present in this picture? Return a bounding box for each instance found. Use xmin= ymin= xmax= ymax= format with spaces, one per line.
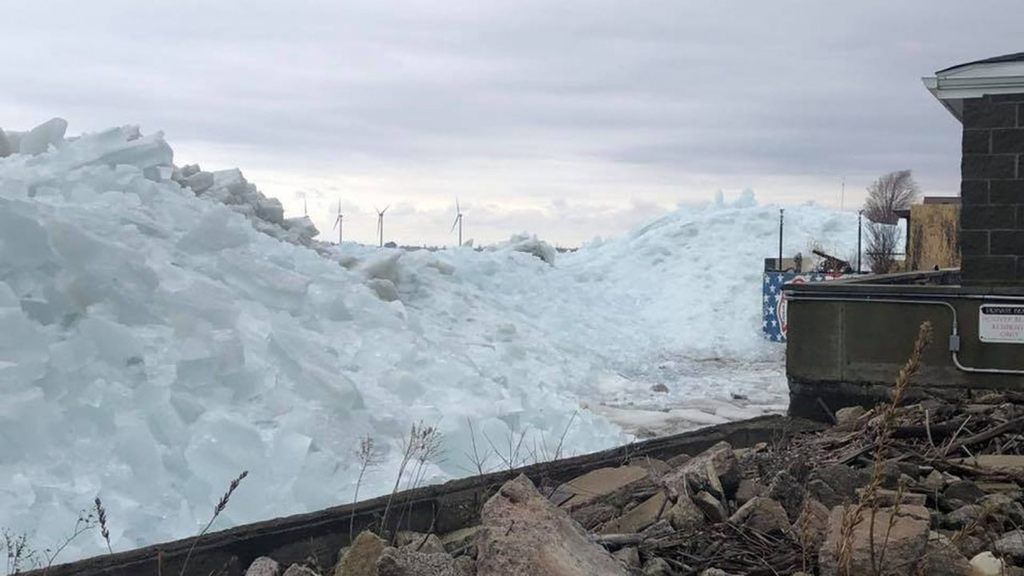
xmin=0 ymin=122 xmax=856 ymax=560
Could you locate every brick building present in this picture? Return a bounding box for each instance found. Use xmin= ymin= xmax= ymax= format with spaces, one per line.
xmin=924 ymin=53 xmax=1024 ymax=285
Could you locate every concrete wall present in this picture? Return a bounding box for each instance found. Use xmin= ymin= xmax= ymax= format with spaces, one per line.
xmin=960 ymin=95 xmax=1024 ymax=285
xmin=785 ymin=279 xmax=1024 ymax=420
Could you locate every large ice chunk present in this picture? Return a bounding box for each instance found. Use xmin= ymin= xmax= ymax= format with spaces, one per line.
xmin=177 ymin=207 xmax=252 ymax=253
xmin=281 ymin=215 xmax=319 ymax=240
xmin=18 ymin=118 xmax=68 ymax=155
xmin=0 ymin=128 xmax=12 ymax=158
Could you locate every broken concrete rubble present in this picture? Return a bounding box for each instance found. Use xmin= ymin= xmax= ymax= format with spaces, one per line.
xmin=476 ymin=474 xmax=627 ymax=576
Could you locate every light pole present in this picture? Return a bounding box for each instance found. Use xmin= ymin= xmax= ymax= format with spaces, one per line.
xmin=857 ymin=210 xmax=863 ymax=273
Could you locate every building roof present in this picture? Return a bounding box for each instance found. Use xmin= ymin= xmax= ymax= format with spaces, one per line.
xmin=923 ymin=52 xmax=1024 ymax=122
xmin=922 ymin=196 xmax=961 ymax=205
xmin=937 ymin=52 xmax=1024 ymax=74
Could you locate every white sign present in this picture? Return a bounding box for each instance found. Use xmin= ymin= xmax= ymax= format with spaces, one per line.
xmin=979 ymin=304 xmax=1024 ymax=344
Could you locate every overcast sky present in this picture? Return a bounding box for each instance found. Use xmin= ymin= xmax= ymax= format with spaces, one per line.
xmin=3 ymin=1 xmax=1020 ymax=246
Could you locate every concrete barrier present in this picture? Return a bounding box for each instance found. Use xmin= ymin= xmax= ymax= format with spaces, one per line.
xmin=30 ymin=415 xmax=822 ymax=576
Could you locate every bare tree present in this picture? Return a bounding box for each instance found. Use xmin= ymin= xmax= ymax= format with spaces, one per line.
xmin=865 ymin=222 xmax=901 ymax=273
xmin=863 ymin=170 xmax=919 ymax=224
xmin=862 ymin=170 xmax=919 ymax=273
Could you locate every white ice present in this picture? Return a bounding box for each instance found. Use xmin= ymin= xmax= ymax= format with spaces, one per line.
xmin=0 ymin=121 xmax=857 ymax=561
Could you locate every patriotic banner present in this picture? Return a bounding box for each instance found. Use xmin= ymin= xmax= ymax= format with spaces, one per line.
xmin=762 ymin=272 xmax=844 ymax=342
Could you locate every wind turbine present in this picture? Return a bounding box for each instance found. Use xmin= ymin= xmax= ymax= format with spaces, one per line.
xmin=375 ymin=205 xmax=390 ymax=248
xmin=332 ymin=198 xmax=344 ymax=244
xmin=450 ymin=198 xmax=463 ymax=247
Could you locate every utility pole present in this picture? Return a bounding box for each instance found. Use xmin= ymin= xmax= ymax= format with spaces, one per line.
xmin=857 ymin=210 xmax=863 ymax=273
xmin=778 ymin=209 xmax=785 ymax=271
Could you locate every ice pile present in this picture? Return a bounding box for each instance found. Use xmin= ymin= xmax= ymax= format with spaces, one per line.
xmin=0 ymin=119 xmax=857 ymax=561
xmin=395 ymin=193 xmax=858 ymax=435
xmin=0 ymin=121 xmax=622 ymax=560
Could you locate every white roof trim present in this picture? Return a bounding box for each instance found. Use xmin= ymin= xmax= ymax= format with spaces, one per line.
xmin=923 ymin=60 xmax=1024 ymax=123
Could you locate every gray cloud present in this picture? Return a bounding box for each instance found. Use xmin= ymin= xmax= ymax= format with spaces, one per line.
xmin=2 ymin=0 xmax=1017 ymax=244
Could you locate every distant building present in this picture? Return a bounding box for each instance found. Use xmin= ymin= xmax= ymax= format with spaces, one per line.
xmin=897 ymin=196 xmax=961 ymax=271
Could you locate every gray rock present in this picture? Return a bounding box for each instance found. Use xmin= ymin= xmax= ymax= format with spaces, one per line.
xmin=397 ymin=532 xmax=447 ymax=555
xmin=734 ymin=478 xmax=765 ymax=507
xmin=692 ymin=491 xmax=727 ymax=523
xmin=920 ymin=469 xmax=946 ymax=493
xmin=660 ymin=442 xmax=739 ymax=501
xmin=667 ymin=495 xmax=705 ymax=531
xmin=794 ymin=498 xmax=829 ymax=555
xmin=642 ymin=558 xmax=672 ymax=576
xmin=943 ymin=504 xmax=985 ymax=529
xmin=335 ymin=531 xmax=386 ymax=576
xmin=453 ymin=556 xmax=474 ymax=576
xmin=612 ymin=546 xmax=640 ymax=569
xmin=282 ymin=565 xmax=319 ymax=576
xmin=598 ymin=491 xmax=668 ymax=534
xmin=980 ymin=493 xmax=1024 ymax=526
xmin=876 ymin=460 xmax=903 ymax=489
xmin=767 ymin=470 xmax=804 ymax=521
xmin=475 ymin=474 xmax=627 ymax=576
xmin=917 ymin=531 xmax=971 ymax=576
xmin=729 ymin=496 xmax=790 ymax=534
xmin=819 ymin=505 xmax=930 ymax=576
xmin=994 ymin=529 xmax=1024 ymax=562
xmin=942 ymin=480 xmax=985 ymax=511
xmin=377 ymin=547 xmax=463 ymax=576
xmin=834 ymin=405 xmax=866 ymax=426
xmin=808 ymin=464 xmax=870 ymax=507
xmin=246 ymin=557 xmax=282 ymax=576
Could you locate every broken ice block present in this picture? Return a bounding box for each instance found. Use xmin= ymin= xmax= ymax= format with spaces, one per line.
xmin=18 ymin=118 xmax=68 ymax=155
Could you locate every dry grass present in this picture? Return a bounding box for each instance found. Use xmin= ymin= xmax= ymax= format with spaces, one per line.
xmin=93 ymin=498 xmax=111 ymax=555
xmin=178 ymin=470 xmax=248 ymax=576
xmin=3 ymin=529 xmax=36 ymax=575
xmin=350 ymin=435 xmax=383 ymax=541
xmin=379 ymin=421 xmax=443 ymax=539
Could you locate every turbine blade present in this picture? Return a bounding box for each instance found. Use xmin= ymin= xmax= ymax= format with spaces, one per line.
xmin=450 ymin=215 xmax=459 ymax=233
xmin=456 ymin=197 xmax=460 ymax=213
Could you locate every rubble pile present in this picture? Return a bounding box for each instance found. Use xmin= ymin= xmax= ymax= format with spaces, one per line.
xmin=241 ymin=394 xmax=1024 ymax=575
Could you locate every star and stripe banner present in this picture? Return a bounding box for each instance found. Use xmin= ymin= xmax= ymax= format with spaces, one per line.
xmin=762 ymin=272 xmax=845 ymax=342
